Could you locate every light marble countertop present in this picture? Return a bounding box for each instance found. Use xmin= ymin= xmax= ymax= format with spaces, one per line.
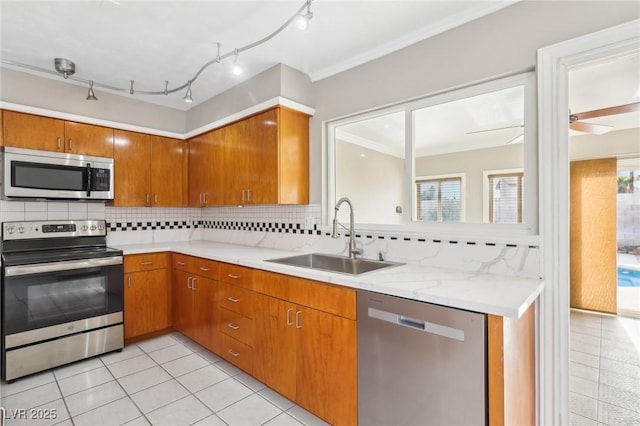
xmin=116 ymin=240 xmax=544 ymax=319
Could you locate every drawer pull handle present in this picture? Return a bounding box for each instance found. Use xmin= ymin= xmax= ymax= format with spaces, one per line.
xmin=199 ymin=267 xmax=210 ymax=272
xmin=140 ymin=261 xmax=154 ymax=266
xmin=227 ymin=297 xmax=240 ymax=303
xmin=177 ymin=261 xmax=186 ymax=266
xmin=227 ymin=274 xmax=240 ymax=279
xmin=228 ymin=349 xmax=240 ymax=357
xmin=227 ymin=323 xmax=240 ymax=330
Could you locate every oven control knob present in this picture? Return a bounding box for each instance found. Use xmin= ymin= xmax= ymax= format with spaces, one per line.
xmin=98 ymin=224 xmax=105 ymax=231
xmin=18 ymin=226 xmax=24 ymax=234
xmin=90 ymin=225 xmax=97 ymax=231
xmin=6 ymin=226 xmax=15 ymax=235
xmin=81 ymin=225 xmax=88 ymax=232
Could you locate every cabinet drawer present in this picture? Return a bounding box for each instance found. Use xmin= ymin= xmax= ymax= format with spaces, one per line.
xmin=124 ymin=253 xmax=168 ymax=273
xmin=172 ymin=253 xmax=195 ymax=272
xmin=220 ymin=334 xmax=253 ymax=374
xmin=219 ymin=282 xmax=255 ymax=318
xmin=220 ymin=263 xmax=253 ymax=288
xmin=220 ymin=307 xmax=253 ymax=346
xmin=194 ymin=258 xmax=220 ymax=280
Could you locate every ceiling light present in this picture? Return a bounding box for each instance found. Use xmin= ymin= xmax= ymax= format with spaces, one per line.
xmin=86 ymin=80 xmax=98 ymax=101
xmin=184 ymin=80 xmax=193 ymax=103
xmin=231 ymin=49 xmax=243 ymax=76
xmin=295 ymin=1 xmax=313 ymax=31
xmin=2 ymin=0 xmax=314 ymax=102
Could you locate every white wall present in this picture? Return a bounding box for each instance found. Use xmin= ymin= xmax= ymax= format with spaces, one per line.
xmin=336 ymin=140 xmax=404 ymax=224
xmin=569 ymin=127 xmax=640 ymax=160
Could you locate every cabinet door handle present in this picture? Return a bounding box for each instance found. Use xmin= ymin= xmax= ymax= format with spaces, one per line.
xmin=68 ymin=139 xmax=73 ymax=150
xmin=227 ymin=274 xmax=240 ymax=279
xmin=203 ymin=193 xmax=208 ymax=204
xmin=228 ymin=349 xmax=240 ymax=357
xmin=57 ymin=137 xmax=62 ymax=150
xmin=241 ymin=189 xmax=246 ymax=203
xmin=140 ymin=261 xmax=153 ymax=266
xmin=187 ymin=276 xmax=193 ymax=289
xmin=247 ymin=189 xmax=252 ymax=202
xmin=177 ymin=261 xmax=186 ymax=266
xmin=199 ymin=266 xmax=210 ymax=272
xmin=192 ymin=278 xmax=197 ymax=290
xmin=128 ymin=276 xmax=131 ymax=288
xmin=146 ymin=194 xmax=150 ymax=205
xmin=154 ymin=194 xmax=158 ymax=204
xmin=227 ymin=323 xmax=240 ymax=330
xmin=286 ymin=308 xmax=293 ymax=326
xmin=227 ymin=297 xmax=240 ymax=303
xmin=295 ymin=311 xmax=302 ymax=329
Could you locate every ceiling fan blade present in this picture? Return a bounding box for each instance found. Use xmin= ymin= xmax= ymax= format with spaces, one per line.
xmin=572 ymin=102 xmax=640 ymax=120
xmin=467 ymin=124 xmax=523 ymax=135
xmin=570 ymin=121 xmax=614 ymax=135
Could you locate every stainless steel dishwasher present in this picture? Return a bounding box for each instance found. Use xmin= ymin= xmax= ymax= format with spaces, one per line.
xmin=358 ymin=290 xmax=486 ymax=426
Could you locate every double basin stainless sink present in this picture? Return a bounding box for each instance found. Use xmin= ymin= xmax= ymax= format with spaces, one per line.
xmin=266 ymin=253 xmax=403 ymax=276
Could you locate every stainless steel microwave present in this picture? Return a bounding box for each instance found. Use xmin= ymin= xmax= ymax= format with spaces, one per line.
xmin=1 ymin=147 xmax=114 ymax=200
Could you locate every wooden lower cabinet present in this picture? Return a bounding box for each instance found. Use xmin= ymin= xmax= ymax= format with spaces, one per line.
xmin=123 ymin=253 xmax=170 ymax=339
xmin=252 ymin=281 xmax=357 ymax=426
xmin=172 ymin=269 xmax=217 ymax=349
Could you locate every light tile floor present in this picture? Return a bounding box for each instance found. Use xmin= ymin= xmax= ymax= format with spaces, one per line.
xmin=570 ymin=310 xmax=640 ymax=425
xmin=0 ymin=332 xmax=330 ymax=426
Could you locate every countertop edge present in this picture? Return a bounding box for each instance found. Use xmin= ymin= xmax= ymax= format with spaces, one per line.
xmin=116 ymin=241 xmax=544 ymax=319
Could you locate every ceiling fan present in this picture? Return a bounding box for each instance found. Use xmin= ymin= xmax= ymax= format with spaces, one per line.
xmin=467 ymin=101 xmax=640 ymax=140
xmin=569 ymin=101 xmax=640 ymax=135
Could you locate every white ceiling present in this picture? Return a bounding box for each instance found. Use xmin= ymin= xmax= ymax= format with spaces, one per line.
xmin=0 ymin=0 xmax=517 ymax=111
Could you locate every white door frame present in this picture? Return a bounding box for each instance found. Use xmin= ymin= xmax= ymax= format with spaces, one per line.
xmin=537 ymin=20 xmax=639 ymax=425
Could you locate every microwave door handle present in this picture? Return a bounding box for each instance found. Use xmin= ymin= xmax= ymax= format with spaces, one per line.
xmin=86 ymin=163 xmax=92 ymax=197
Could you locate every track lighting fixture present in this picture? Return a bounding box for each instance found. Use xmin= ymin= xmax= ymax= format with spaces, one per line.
xmin=184 ymin=80 xmax=193 ymax=103
xmin=1 ymin=0 xmax=314 ymax=103
xmin=295 ymin=0 xmax=313 ymax=31
xmin=231 ymin=49 xmax=243 ymax=76
xmin=86 ymin=80 xmax=98 ymax=100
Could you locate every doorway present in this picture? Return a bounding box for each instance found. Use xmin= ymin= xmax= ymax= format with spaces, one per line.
xmin=538 ymin=20 xmax=640 ymax=425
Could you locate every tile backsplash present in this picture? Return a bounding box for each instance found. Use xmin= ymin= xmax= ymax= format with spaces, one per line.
xmin=0 ymin=200 xmax=541 ymax=278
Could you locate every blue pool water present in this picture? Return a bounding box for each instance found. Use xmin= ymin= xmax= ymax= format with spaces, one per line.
xmin=618 ymin=267 xmax=640 ymax=287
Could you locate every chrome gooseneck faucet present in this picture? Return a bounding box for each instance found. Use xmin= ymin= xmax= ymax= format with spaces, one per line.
xmin=332 ymin=197 xmax=363 ymax=259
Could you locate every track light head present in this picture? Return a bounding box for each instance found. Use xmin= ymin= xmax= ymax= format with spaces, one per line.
xmin=295 ymin=3 xmax=313 ymax=31
xmin=184 ymin=80 xmax=193 ymax=103
xmin=86 ymin=80 xmax=98 ymax=101
xmin=231 ymin=49 xmax=243 ymax=76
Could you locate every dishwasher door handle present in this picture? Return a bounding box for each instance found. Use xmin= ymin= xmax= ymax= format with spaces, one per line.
xmin=368 ymin=307 xmax=465 ymax=341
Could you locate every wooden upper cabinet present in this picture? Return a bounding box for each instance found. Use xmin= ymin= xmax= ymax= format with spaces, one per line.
xmin=3 ymin=110 xmax=65 ymax=152
xmin=151 ymin=136 xmax=187 ymax=206
xmin=226 ymin=107 xmax=309 ymax=206
xmin=113 ymin=131 xmax=187 ymax=207
xmin=188 ymin=106 xmax=309 ymax=207
xmin=64 ymin=121 xmax=114 ymax=157
xmin=188 ymin=127 xmax=226 ymax=206
xmin=113 ymin=130 xmax=151 ymax=206
xmin=2 ymin=111 xmax=114 ymax=157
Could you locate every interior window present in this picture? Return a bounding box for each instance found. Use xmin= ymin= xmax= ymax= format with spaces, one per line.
xmin=326 ymin=72 xmax=537 ymax=235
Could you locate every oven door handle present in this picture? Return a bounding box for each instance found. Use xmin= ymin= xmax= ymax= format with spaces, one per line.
xmin=4 ymin=256 xmax=123 ymax=277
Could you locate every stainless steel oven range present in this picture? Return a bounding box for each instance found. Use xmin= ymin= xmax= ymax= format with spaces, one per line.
xmin=1 ymin=219 xmax=124 ymax=382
